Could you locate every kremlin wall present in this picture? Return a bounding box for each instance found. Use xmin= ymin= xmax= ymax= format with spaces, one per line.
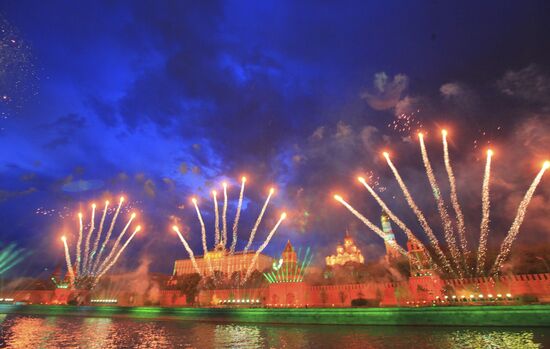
xmin=2 ymin=214 xmax=549 ymax=307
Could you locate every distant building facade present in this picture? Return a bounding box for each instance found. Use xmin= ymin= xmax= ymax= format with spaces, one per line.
xmin=173 ymin=246 xmax=273 ymax=276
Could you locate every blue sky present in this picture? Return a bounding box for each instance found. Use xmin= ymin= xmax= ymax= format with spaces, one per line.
xmin=1 ymin=1 xmax=549 ymax=276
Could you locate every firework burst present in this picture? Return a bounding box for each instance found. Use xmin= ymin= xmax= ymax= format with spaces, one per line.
xmin=335 ymin=131 xmax=548 ymax=277
xmin=59 ymin=197 xmax=141 ymax=289
xmin=171 ymin=177 xmax=286 ymax=284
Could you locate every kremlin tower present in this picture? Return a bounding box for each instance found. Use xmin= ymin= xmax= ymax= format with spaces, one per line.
xmin=282 ymin=240 xmax=298 ymax=269
xmin=380 ymin=212 xmax=401 ymax=262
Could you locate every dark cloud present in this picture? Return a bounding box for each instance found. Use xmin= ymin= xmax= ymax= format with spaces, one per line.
xmin=0 ymin=187 xmax=36 ymax=202
xmin=41 ymin=113 xmax=87 ymax=149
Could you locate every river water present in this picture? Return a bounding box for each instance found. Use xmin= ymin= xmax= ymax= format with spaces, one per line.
xmin=0 ymin=314 xmax=548 ymax=348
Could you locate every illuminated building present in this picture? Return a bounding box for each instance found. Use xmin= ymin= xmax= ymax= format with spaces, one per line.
xmin=381 ymin=213 xmax=402 ymax=262
xmin=263 ymin=241 xmax=312 ymax=283
xmin=325 ymin=231 xmax=365 ymax=266
xmin=173 ymin=245 xmax=273 ymax=276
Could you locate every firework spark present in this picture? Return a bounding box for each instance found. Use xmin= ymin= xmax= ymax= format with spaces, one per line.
xmin=243 ymin=212 xmax=287 ymax=282
xmin=95 ymin=212 xmax=136 ymax=274
xmin=244 ymin=187 xmax=274 ymax=253
xmin=230 ymin=176 xmax=246 ymax=254
xmin=96 ymin=226 xmax=141 ymax=281
xmin=476 ymin=149 xmax=493 ymax=275
xmin=88 ymin=200 xmax=109 ymax=272
xmin=75 ymin=212 xmax=84 ymax=274
xmin=383 ymin=152 xmax=455 ymax=275
xmin=418 ymin=133 xmax=462 ymax=276
xmin=213 ymin=191 xmax=220 ymax=245
xmin=59 ymin=197 xmax=140 ymax=289
xmin=192 ymin=198 xmax=213 ymax=274
xmin=222 ymin=182 xmax=228 ymax=246
xmin=442 ymin=130 xmax=469 ymax=260
xmin=61 ymin=236 xmax=75 ymax=287
xmin=173 ymin=226 xmax=201 ymax=275
xmin=334 ymin=195 xmax=408 ymax=257
xmin=82 ymin=203 xmax=96 ymax=274
xmin=338 ymin=131 xmax=547 ymax=278
xmin=91 ymin=197 xmax=123 ymax=272
xmin=357 ymin=177 xmax=435 ymax=272
xmin=172 ymin=177 xmax=284 ymax=282
xmin=491 ymin=161 xmax=549 ymax=274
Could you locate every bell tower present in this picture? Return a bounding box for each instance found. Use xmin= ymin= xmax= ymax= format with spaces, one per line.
xmin=381 ymin=212 xmax=401 ymax=261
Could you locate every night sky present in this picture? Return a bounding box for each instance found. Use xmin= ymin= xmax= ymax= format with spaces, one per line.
xmin=1 ymin=1 xmax=549 ymax=277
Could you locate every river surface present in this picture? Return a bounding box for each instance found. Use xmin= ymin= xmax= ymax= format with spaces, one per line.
xmin=0 ymin=313 xmax=548 ymax=348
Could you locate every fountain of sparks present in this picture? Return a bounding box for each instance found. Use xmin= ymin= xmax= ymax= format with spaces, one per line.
xmin=171 ymin=176 xmax=287 ymax=285
xmin=334 ymin=130 xmax=548 ymax=277
xmin=59 ymin=196 xmax=142 ymax=289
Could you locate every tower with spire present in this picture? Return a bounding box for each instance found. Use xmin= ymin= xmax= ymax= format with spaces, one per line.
xmin=380 ymin=212 xmax=402 ymax=262
xmin=282 ymin=240 xmax=297 ymax=269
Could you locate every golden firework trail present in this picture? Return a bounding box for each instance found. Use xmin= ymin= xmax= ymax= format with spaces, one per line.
xmin=243 ymin=213 xmax=287 ymax=282
xmin=192 ymin=198 xmax=213 ymax=274
xmin=75 ymin=212 xmax=83 ymax=274
xmin=59 ymin=197 xmax=141 ymax=289
xmin=491 ymin=162 xmax=549 ymax=275
xmin=213 ymin=190 xmax=220 ymax=245
xmin=383 ymin=152 xmax=455 ymax=275
xmin=442 ymin=130 xmax=469 ymax=259
xmin=244 ymin=187 xmax=274 ymax=253
xmin=96 ymin=226 xmax=141 ymax=281
xmin=92 ymin=197 xmax=124 ymax=272
xmin=89 ymin=200 xmax=109 ymax=271
xmin=357 ymin=177 xmax=437 ymax=272
xmin=96 ymin=212 xmax=136 ymax=274
xmin=230 ymin=176 xmax=246 ymax=254
xmin=82 ymin=203 xmax=96 ymax=274
xmin=222 ymin=182 xmax=228 ymax=247
xmin=476 ymin=149 xmax=493 ymax=275
xmin=334 ymin=195 xmax=408 ymax=257
xmin=173 ymin=226 xmax=201 ymax=275
xmin=61 ymin=236 xmax=75 ymax=288
xmin=418 ymin=133 xmax=462 ymax=276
